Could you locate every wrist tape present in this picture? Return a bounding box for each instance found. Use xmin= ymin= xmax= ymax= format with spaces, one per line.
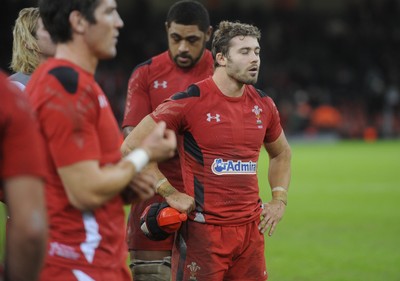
xmin=125 ymin=148 xmax=149 ymax=172
xmin=155 ymin=178 xmax=168 ymax=192
xmin=272 ymin=186 xmax=288 ymax=205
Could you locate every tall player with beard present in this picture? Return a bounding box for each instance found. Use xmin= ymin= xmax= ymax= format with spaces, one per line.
xmin=26 ymin=0 xmax=177 ymax=280
xmin=122 ymin=1 xmax=213 ymax=280
xmin=122 ymin=21 xmax=292 ymax=280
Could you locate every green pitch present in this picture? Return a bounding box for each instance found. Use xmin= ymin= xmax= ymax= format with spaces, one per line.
xmin=258 ymin=140 xmax=400 ymax=281
xmin=1 ymin=140 xmax=399 ymax=280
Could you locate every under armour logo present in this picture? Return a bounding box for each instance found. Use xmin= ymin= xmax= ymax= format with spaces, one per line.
xmin=154 ymin=80 xmax=167 ymax=89
xmin=98 ymin=95 xmax=108 ymax=108
xmin=206 ymin=113 xmax=220 ymax=122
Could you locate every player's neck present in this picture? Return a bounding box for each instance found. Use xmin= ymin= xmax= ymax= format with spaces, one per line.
xmin=55 ymin=42 xmax=98 ymax=74
xmin=212 ymin=68 xmax=245 ymax=98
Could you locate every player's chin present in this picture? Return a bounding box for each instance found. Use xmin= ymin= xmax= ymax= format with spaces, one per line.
xmin=242 ymin=78 xmax=257 ymax=85
xmin=175 ymin=59 xmax=193 ymax=69
xmin=98 ymin=48 xmax=117 ymax=60
xmin=246 ymin=74 xmax=258 ymax=84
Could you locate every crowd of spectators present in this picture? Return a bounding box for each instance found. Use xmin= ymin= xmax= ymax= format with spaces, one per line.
xmin=2 ymin=0 xmax=399 ymax=139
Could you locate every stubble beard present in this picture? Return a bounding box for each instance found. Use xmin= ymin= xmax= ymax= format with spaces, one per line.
xmin=229 ymin=68 xmax=258 ymax=85
xmin=173 ymin=44 xmax=205 ymax=69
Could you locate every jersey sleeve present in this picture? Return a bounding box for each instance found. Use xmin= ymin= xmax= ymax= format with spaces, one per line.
xmin=122 ymin=65 xmax=151 ymax=128
xmin=37 ymin=77 xmax=101 ymax=168
xmin=264 ymin=96 xmax=283 ymax=143
xmin=150 ymin=95 xmax=193 ymax=134
xmin=0 ymin=81 xmax=47 ymax=180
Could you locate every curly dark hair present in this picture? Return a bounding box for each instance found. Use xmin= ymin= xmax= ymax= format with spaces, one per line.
xmin=212 ymin=21 xmax=261 ymax=68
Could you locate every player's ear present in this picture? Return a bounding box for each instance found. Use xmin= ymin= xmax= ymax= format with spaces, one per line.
xmin=215 ymin=52 xmax=226 ymax=67
xmin=69 ymin=10 xmax=87 ymax=35
xmin=205 ymin=26 xmax=213 ymax=43
xmin=165 ymin=22 xmax=169 ymax=34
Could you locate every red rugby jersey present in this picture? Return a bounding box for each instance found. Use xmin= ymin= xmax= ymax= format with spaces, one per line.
xmin=26 ymin=59 xmax=127 ymax=274
xmin=0 ymin=71 xmax=47 ymax=201
xmin=151 ymin=77 xmax=282 ymax=226
xmin=123 ymin=50 xmax=213 ymax=190
xmin=123 ymin=50 xmax=213 ymax=250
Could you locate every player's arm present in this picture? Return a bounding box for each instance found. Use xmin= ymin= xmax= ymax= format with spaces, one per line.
xmin=122 ymin=124 xmax=158 ymax=203
xmin=123 ymin=126 xmax=134 ymax=139
xmin=4 ymin=176 xmax=47 ymax=281
xmin=58 ymin=121 xmax=176 ymax=211
xmin=121 ymin=116 xmax=195 ymax=213
xmin=259 ymin=131 xmax=292 ymax=236
xmin=122 ymin=65 xmax=151 ymax=139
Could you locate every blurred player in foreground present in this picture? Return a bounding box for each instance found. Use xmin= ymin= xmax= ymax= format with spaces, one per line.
xmin=9 ymin=7 xmax=55 ymax=90
xmin=122 ymin=21 xmax=292 ymax=280
xmin=26 ymin=0 xmax=177 ymax=280
xmin=0 ymin=71 xmax=48 ymax=281
xmin=122 ymin=1 xmax=213 ymax=280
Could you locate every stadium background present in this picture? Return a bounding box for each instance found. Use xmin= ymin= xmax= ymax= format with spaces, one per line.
xmin=1 ymin=0 xmax=400 ymax=140
xmin=1 ymin=0 xmax=399 ymax=280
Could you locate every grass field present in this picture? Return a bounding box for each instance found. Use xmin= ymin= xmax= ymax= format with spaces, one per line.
xmin=258 ymin=140 xmax=400 ymax=281
xmin=1 ymin=140 xmax=399 ymax=280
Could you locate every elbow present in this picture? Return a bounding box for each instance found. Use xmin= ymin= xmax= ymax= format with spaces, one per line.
xmin=274 ymin=141 xmax=291 ymax=163
xmin=25 ymin=230 xmax=47 ymax=251
xmin=285 ymin=145 xmax=292 ymax=161
xmin=19 ymin=210 xmax=48 ymax=247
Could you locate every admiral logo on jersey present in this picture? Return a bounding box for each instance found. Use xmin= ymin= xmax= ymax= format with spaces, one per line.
xmin=211 ymin=158 xmax=257 ymax=175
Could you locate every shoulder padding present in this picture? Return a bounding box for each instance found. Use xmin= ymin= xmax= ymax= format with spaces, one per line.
xmin=256 ymin=89 xmax=268 ymax=98
xmin=132 ymin=58 xmax=152 ymax=74
xmin=171 ymin=84 xmax=200 ymax=100
xmin=48 ymin=66 xmax=78 ymax=94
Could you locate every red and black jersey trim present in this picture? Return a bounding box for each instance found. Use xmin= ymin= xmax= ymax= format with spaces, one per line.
xmin=256 ymin=88 xmax=268 ymax=98
xmin=194 ymin=176 xmax=204 ymax=213
xmin=171 ymin=84 xmax=200 ymax=100
xmin=183 ymin=131 xmax=203 ymax=165
xmin=48 ymin=66 xmax=78 ymax=94
xmin=130 ymin=58 xmax=152 ymax=76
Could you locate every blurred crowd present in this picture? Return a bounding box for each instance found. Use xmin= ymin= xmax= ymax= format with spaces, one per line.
xmin=2 ymin=0 xmax=399 ymax=139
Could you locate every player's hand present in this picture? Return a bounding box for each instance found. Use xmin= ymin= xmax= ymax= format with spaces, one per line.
xmin=128 ymin=170 xmax=157 ymax=202
xmin=165 ymin=190 xmax=195 ymax=214
xmin=259 ymin=200 xmax=286 ymax=236
xmin=141 ymin=121 xmax=176 ymax=162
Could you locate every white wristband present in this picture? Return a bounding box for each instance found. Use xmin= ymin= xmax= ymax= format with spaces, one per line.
xmin=272 ymin=186 xmax=287 ymax=193
xmin=125 ymin=148 xmax=150 ymax=172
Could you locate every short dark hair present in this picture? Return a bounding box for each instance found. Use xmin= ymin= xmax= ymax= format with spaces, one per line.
xmin=39 ymin=0 xmax=101 ymax=43
xmin=166 ymin=0 xmax=210 ymax=33
xmin=212 ymin=21 xmax=261 ymax=68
